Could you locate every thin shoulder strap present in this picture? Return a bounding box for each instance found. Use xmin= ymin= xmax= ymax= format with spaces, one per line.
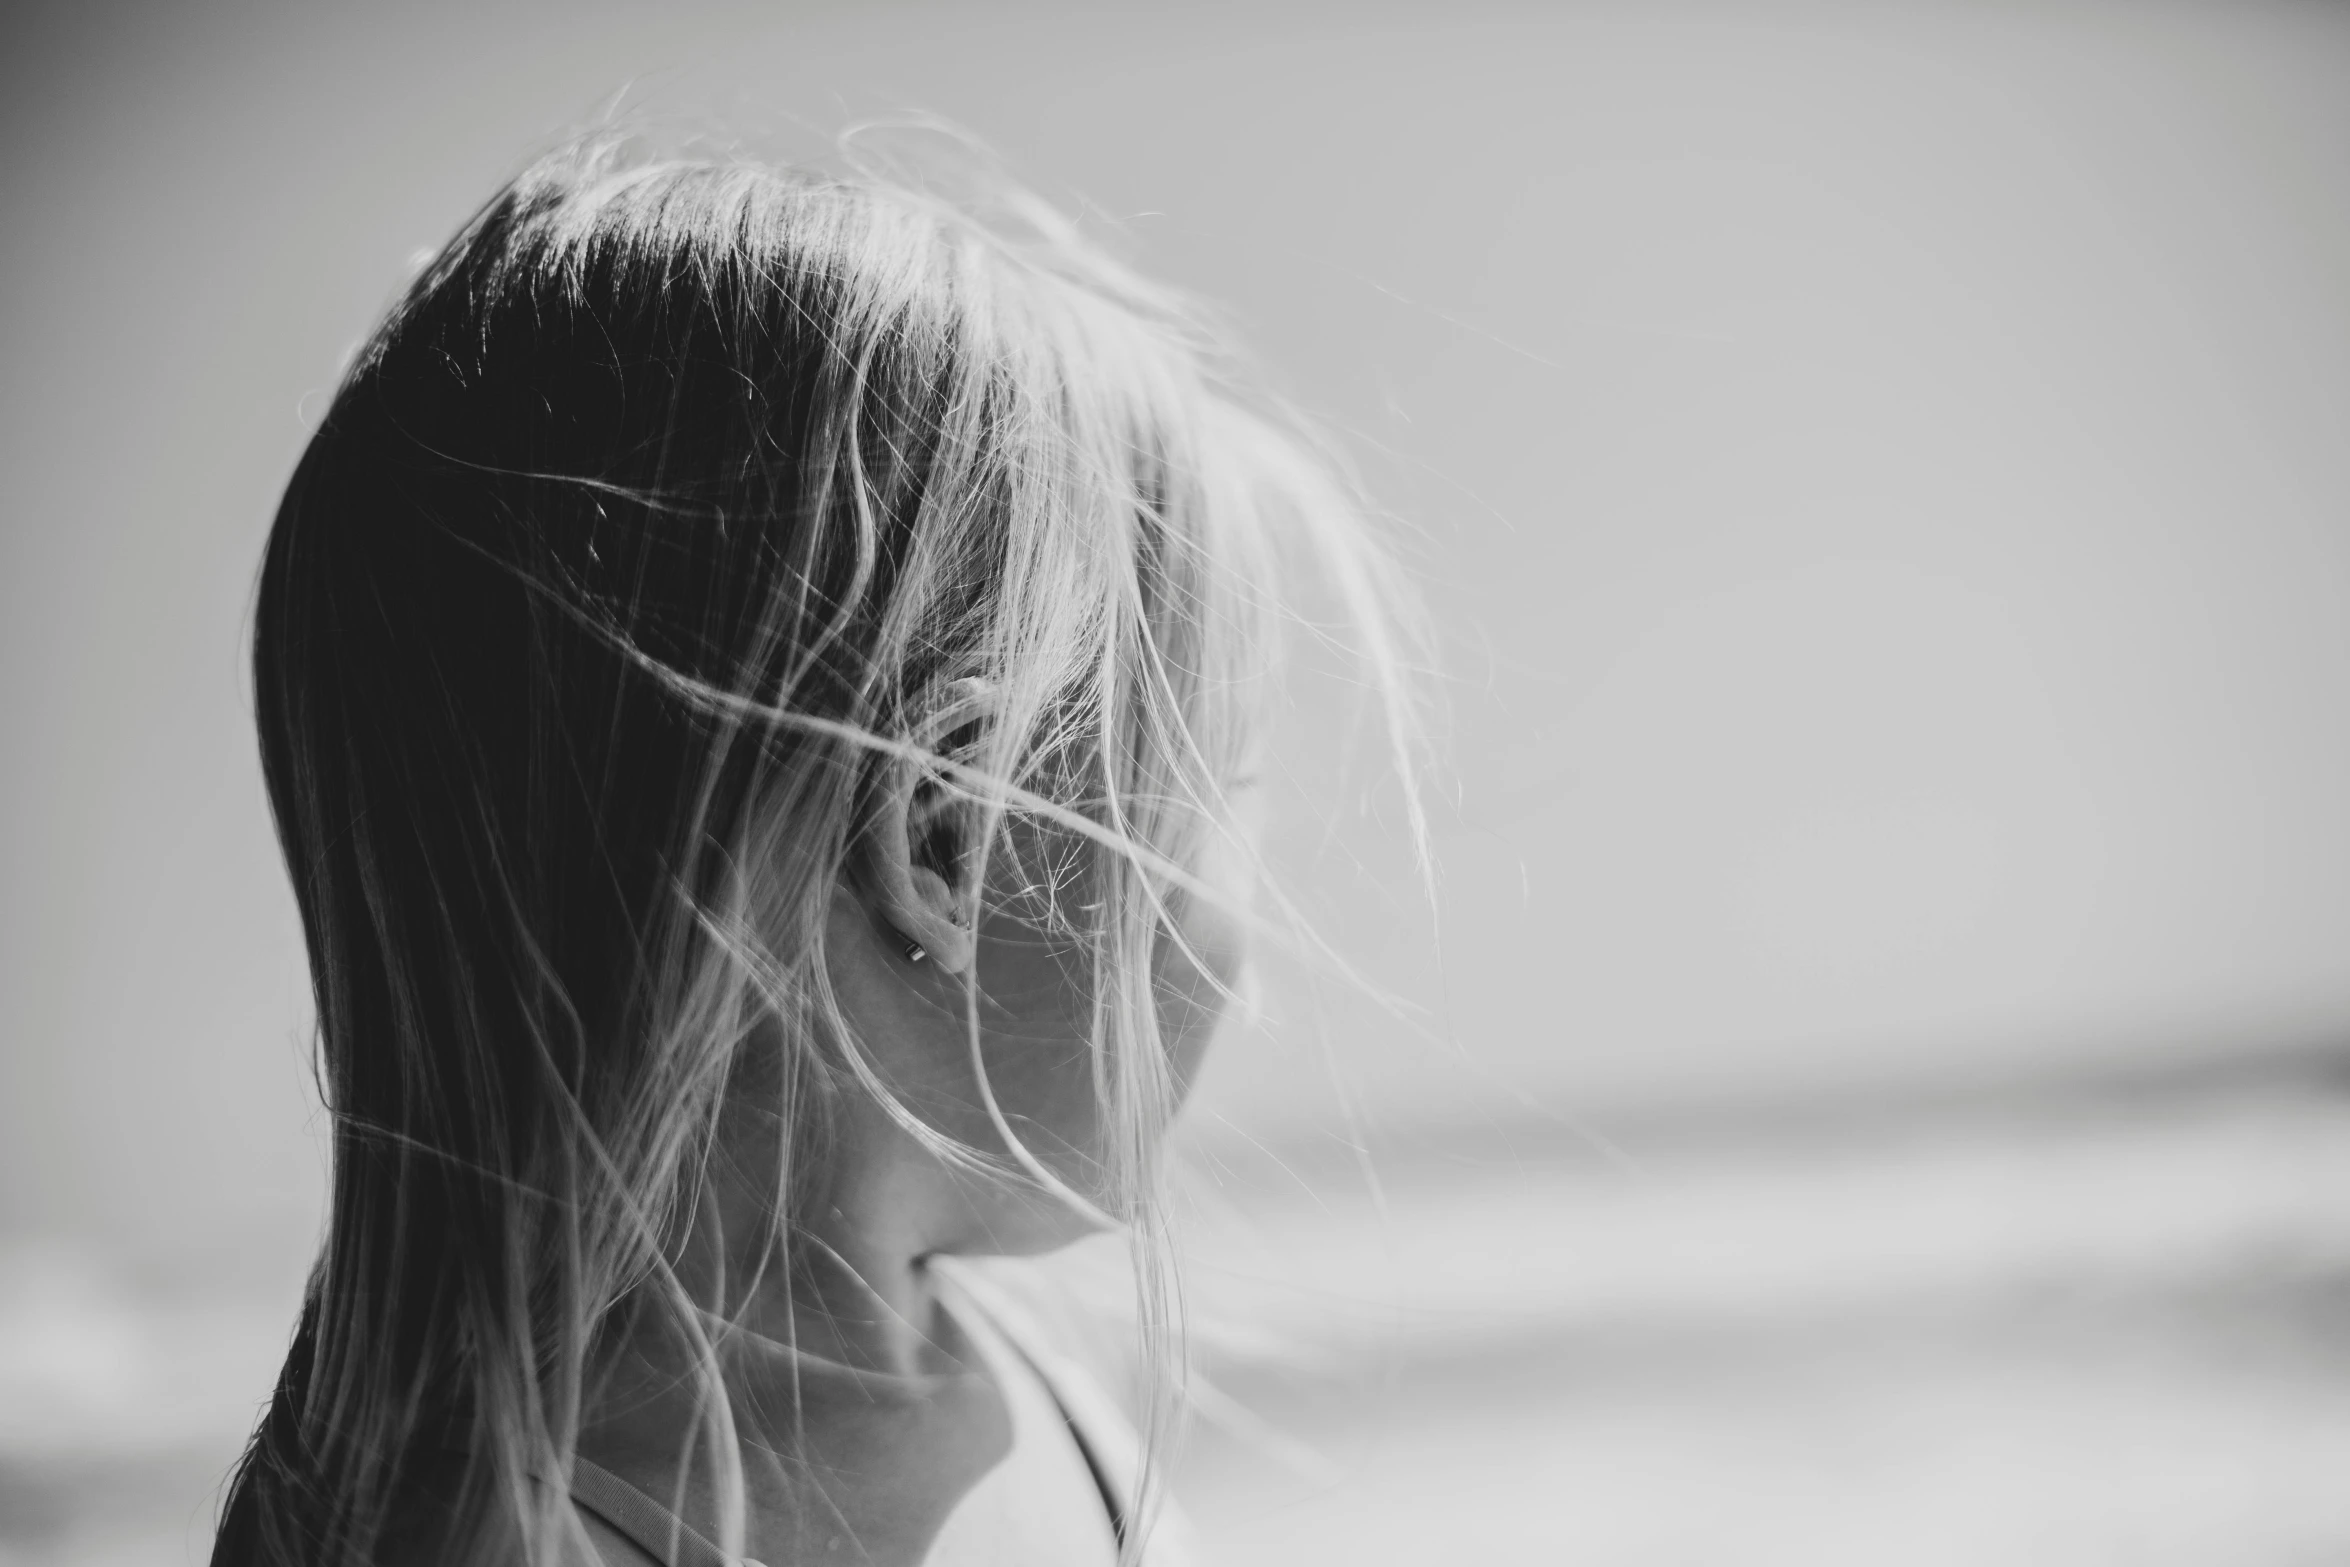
xmin=569 ymin=1457 xmax=758 ymax=1567
xmin=986 ymin=1331 xmax=1129 ymax=1548
xmin=930 ymin=1263 xmax=1180 ymax=1561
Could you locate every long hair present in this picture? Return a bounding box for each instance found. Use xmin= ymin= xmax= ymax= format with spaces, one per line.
xmin=213 ymin=137 xmax=1423 ymax=1566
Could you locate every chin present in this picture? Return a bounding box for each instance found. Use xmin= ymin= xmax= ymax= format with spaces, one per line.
xmin=944 ymin=1177 xmax=1120 ymax=1259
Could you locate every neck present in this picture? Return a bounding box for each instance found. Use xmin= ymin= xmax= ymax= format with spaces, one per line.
xmin=629 ymin=1077 xmax=979 ymax=1403
xmin=577 ymin=1090 xmax=1017 ymax=1567
xmin=735 ymin=1113 xmax=966 ymax=1385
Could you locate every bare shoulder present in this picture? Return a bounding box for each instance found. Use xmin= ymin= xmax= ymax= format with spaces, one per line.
xmin=944 ymin=1250 xmax=1138 ymax=1410
xmin=370 ymin=1479 xmax=661 ymax=1567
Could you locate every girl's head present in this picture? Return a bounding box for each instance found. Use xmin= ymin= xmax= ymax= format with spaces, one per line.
xmin=228 ymin=137 xmax=1418 ymax=1564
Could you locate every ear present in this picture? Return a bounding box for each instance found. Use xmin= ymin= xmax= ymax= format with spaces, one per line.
xmin=852 ymin=682 xmax=995 ymax=976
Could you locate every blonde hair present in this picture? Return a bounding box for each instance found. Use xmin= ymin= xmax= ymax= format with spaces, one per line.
xmin=216 ymin=135 xmax=1423 ymax=1566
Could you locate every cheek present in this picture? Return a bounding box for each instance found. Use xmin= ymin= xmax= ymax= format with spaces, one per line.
xmin=1156 ymin=799 xmax=1258 ymax=1099
xmin=967 ymin=911 xmax=1102 ymax=1158
xmin=964 ymin=890 xmax=1244 ymax=1172
xmin=1154 ymin=890 xmax=1246 ymax=1105
xmin=962 ymin=819 xmax=1254 ymax=1174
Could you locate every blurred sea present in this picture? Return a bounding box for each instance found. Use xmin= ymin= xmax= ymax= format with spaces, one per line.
xmin=1174 ymin=1050 xmax=2350 ymax=1565
xmin=6 ymin=1052 xmax=2347 ymax=1566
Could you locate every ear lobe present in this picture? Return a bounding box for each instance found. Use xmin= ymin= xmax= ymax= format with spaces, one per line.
xmin=857 ymin=755 xmax=980 ymax=976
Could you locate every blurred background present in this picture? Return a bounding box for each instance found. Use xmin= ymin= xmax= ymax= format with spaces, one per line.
xmin=5 ymin=1 xmax=2350 ymax=1561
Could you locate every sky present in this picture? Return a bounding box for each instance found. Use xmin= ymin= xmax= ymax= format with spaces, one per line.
xmin=4 ymin=0 xmax=2349 ymax=1252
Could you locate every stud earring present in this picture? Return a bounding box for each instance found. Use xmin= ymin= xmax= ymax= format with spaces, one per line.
xmin=902 ymin=937 xmax=928 ymax=965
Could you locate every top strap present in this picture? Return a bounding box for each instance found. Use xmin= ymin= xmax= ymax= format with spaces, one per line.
xmin=929 ymin=1261 xmax=1200 ymax=1565
xmin=570 ymin=1458 xmax=763 ymax=1567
